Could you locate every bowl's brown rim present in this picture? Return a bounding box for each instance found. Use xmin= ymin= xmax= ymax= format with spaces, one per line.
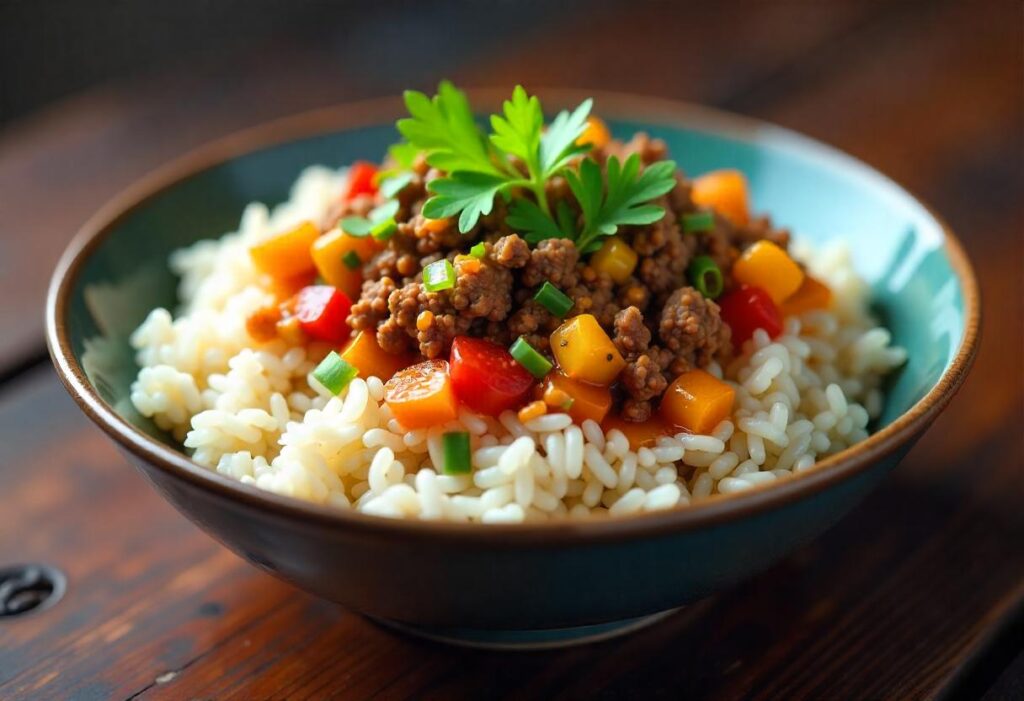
xmin=45 ymin=88 xmax=981 ymax=546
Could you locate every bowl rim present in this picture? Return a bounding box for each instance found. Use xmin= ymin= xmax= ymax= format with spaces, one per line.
xmin=45 ymin=88 xmax=981 ymax=545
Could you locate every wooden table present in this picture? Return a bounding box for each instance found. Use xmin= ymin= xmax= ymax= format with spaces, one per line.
xmin=2 ymin=1 xmax=1021 ymax=698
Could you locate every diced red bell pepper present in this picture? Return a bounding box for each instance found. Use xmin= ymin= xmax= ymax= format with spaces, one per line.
xmin=345 ymin=161 xmax=379 ymax=200
xmin=450 ymin=337 xmax=536 ymax=416
xmin=718 ymin=284 xmax=782 ymax=350
xmin=292 ymin=285 xmax=353 ymax=343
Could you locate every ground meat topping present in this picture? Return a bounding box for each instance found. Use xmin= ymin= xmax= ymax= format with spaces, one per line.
xmin=449 ymin=258 xmax=513 ymax=320
xmin=658 ymin=286 xmax=730 ymax=372
xmin=522 ymin=238 xmax=579 ymax=288
xmin=349 ymin=276 xmax=397 ymax=331
xmin=612 ymin=306 xmax=651 ymax=360
xmin=490 ymin=234 xmax=531 ymax=269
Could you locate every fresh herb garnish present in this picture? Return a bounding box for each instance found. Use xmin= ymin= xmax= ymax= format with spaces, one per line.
xmin=340 ymin=199 xmax=400 ymax=238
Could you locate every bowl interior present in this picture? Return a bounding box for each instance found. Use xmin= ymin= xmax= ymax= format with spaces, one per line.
xmin=66 ymin=109 xmax=967 ymax=449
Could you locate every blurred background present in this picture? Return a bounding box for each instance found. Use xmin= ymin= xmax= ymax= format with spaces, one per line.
xmin=0 ymin=1 xmax=1021 ymax=698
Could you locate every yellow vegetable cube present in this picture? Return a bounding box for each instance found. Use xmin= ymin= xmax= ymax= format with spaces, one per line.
xmin=249 ymin=220 xmax=319 ymax=279
xmin=550 ymin=314 xmax=626 ymax=386
xmin=311 ymin=229 xmax=382 ymax=299
xmin=660 ymin=369 xmax=736 ymax=435
xmin=732 ymin=240 xmax=805 ymax=304
xmin=590 ymin=236 xmax=638 ymax=284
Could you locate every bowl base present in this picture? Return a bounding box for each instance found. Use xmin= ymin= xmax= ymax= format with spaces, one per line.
xmin=369 ymin=608 xmax=681 ymax=650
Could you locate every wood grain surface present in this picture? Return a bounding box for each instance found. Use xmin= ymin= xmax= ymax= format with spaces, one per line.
xmin=1 ymin=0 xmax=1021 ymax=699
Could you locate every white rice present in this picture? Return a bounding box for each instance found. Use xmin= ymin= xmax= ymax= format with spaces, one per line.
xmin=127 ymin=166 xmax=906 ymax=523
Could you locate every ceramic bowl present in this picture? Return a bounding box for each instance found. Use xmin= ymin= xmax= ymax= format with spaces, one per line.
xmin=46 ymin=90 xmax=979 ymax=648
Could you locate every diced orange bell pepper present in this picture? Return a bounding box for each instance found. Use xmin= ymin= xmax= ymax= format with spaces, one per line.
xmin=732 ymin=240 xmax=805 ymax=305
xmin=691 ymin=169 xmax=750 ymax=227
xmin=601 ymin=414 xmax=672 ymax=450
xmin=310 ymin=229 xmax=382 ymax=300
xmin=340 ymin=330 xmax=414 ymax=382
xmin=660 ymin=369 xmax=735 ymax=435
xmin=384 ymin=360 xmax=458 ymax=429
xmin=250 ymin=220 xmax=320 ymax=280
xmin=263 ymin=271 xmax=314 ymax=303
xmin=544 ymin=371 xmax=613 ymax=425
xmin=781 ymin=275 xmax=833 ymax=317
xmin=550 ymin=314 xmax=626 ymax=386
xmin=577 ymin=116 xmax=611 ymax=149
xmin=590 ymin=236 xmax=638 ymax=284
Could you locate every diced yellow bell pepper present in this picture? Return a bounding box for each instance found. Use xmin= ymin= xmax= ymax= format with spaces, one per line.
xmin=590 ymin=236 xmax=638 ymax=284
xmin=250 ymin=220 xmax=320 ymax=279
xmin=660 ymin=369 xmax=735 ymax=435
xmin=549 ymin=314 xmax=626 ymax=386
xmin=577 ymin=116 xmax=611 ymax=148
xmin=340 ymin=330 xmax=414 ymax=381
xmin=691 ymin=169 xmax=750 ymax=227
xmin=545 ymin=371 xmax=613 ymax=425
xmin=310 ymin=230 xmax=382 ymax=299
xmin=781 ymin=275 xmax=833 ymax=316
xmin=732 ymin=240 xmax=805 ymax=304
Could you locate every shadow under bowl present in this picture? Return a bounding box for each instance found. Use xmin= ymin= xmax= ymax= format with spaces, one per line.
xmin=46 ymin=90 xmax=979 ymax=644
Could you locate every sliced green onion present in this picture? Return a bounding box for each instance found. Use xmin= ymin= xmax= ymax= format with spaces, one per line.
xmin=682 ymin=210 xmax=714 ymax=233
xmin=441 ymin=431 xmax=472 ymax=475
xmin=371 ymin=217 xmax=398 ymax=241
xmin=340 ymin=216 xmax=373 ymax=237
xmin=509 ymin=337 xmax=553 ymax=379
xmin=687 ymin=255 xmax=724 ymax=299
xmin=469 ymin=242 xmax=487 ymax=259
xmin=423 ymin=259 xmax=456 ymax=292
xmin=312 ymin=351 xmax=358 ymax=395
xmin=371 ymin=199 xmax=400 ymax=222
xmin=342 ymin=250 xmax=362 ymax=270
xmin=533 ymin=282 xmax=573 ymax=317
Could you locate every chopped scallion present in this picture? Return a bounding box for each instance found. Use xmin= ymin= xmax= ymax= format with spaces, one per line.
xmin=687 ymin=255 xmax=724 ymax=299
xmin=509 ymin=337 xmax=553 ymax=379
xmin=533 ymin=281 xmax=573 ymax=317
xmin=371 ymin=217 xmax=397 ymax=241
xmin=682 ymin=210 xmax=715 ymax=233
xmin=342 ymin=251 xmax=362 ymax=270
xmin=423 ymin=259 xmax=456 ymax=292
xmin=340 ymin=216 xmax=373 ymax=237
xmin=469 ymin=242 xmax=486 ymax=259
xmin=312 ymin=351 xmax=358 ymax=395
xmin=441 ymin=431 xmax=472 ymax=475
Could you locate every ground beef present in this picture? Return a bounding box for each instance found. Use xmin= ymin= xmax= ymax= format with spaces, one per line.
xmin=612 ymin=306 xmax=651 ymax=360
xmin=448 ymin=258 xmax=513 ymax=320
xmin=621 ymin=353 xmax=668 ymax=402
xmin=658 ymin=286 xmax=730 ymax=372
xmin=349 ymin=276 xmax=397 ymax=331
xmin=508 ymin=300 xmax=559 ymax=352
xmin=490 ymin=234 xmax=531 ymax=268
xmin=568 ymin=269 xmax=619 ymax=328
xmin=621 ymin=398 xmax=653 ymax=423
xmin=522 ymin=239 xmax=579 ymax=288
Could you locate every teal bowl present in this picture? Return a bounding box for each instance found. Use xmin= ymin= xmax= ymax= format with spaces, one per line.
xmin=46 ymin=91 xmax=979 ymax=648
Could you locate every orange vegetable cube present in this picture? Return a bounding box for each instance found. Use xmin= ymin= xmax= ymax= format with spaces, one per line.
xmin=545 ymin=371 xmax=613 ymax=425
xmin=250 ymin=220 xmax=320 ymax=279
xmin=311 ymin=229 xmax=382 ymax=299
xmin=589 ymin=236 xmax=638 ymax=284
xmin=577 ymin=116 xmax=611 ymax=149
xmin=691 ymin=169 xmax=750 ymax=227
xmin=732 ymin=240 xmax=805 ymax=305
xmin=384 ymin=360 xmax=458 ymax=429
xmin=340 ymin=330 xmax=414 ymax=382
xmin=781 ymin=275 xmax=833 ymax=317
xmin=600 ymin=414 xmax=672 ymax=449
xmin=660 ymin=369 xmax=735 ymax=435
xmin=550 ymin=314 xmax=626 ymax=386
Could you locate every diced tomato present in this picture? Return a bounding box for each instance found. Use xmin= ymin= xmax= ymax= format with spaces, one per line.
xmin=384 ymin=360 xmax=459 ymax=428
xmin=449 ymin=337 xmax=535 ymax=416
xmin=292 ymin=285 xmax=353 ymax=343
xmin=345 ymin=161 xmax=379 ymax=200
xmin=718 ymin=284 xmax=782 ymax=350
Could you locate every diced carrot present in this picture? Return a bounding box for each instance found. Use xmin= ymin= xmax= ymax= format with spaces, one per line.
xmin=577 ymin=116 xmax=611 ymax=149
xmin=384 ymin=360 xmax=459 ymax=429
xmin=550 ymin=314 xmax=626 ymax=386
xmin=781 ymin=276 xmax=833 ymax=316
xmin=517 ymin=400 xmax=548 ymax=424
xmin=601 ymin=414 xmax=672 ymax=450
xmin=732 ymin=240 xmax=805 ymax=304
xmin=310 ymin=229 xmax=382 ymax=299
xmin=421 ymin=217 xmax=451 ymax=234
xmin=691 ymin=169 xmax=750 ymax=227
xmin=340 ymin=330 xmax=414 ymax=382
xmin=660 ymin=369 xmax=735 ymax=435
xmin=589 ymin=236 xmax=638 ymax=284
xmin=250 ymin=220 xmax=320 ymax=279
xmin=544 ymin=372 xmax=613 ymax=425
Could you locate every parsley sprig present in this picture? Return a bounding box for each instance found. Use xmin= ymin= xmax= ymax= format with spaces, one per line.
xmin=394 ymin=82 xmax=677 ymax=254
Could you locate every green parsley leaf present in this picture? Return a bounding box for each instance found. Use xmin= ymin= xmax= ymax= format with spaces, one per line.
xmin=540 ymin=98 xmax=592 ymax=175
xmin=567 ymin=154 xmax=677 ymax=253
xmin=339 ymin=200 xmax=401 ymax=237
xmin=379 ymin=172 xmax=413 ymax=199
xmin=507 ymin=199 xmax=566 ymax=243
xmin=388 ymin=142 xmax=420 ymax=168
xmin=397 ymin=81 xmax=498 ymax=176
xmin=423 ymin=171 xmax=508 ymax=232
xmin=489 ymin=85 xmax=543 ymax=177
